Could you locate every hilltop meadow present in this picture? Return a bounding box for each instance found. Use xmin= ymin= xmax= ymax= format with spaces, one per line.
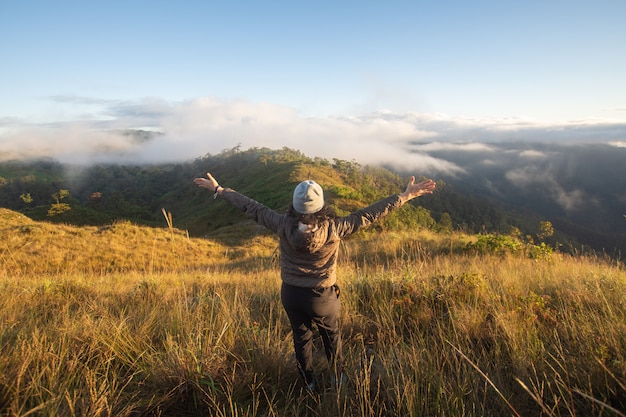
xmin=1 ymin=148 xmax=625 ymax=416
xmin=1 ymin=206 xmax=625 ymax=417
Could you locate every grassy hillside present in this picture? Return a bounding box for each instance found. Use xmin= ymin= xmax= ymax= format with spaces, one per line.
xmin=0 ymin=208 xmax=277 ymax=275
xmin=0 ymin=147 xmax=577 ymax=252
xmin=0 ymin=209 xmax=625 ymax=416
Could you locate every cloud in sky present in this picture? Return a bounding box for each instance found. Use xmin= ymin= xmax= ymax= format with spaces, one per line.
xmin=505 ymin=166 xmax=594 ymax=213
xmin=519 ymin=149 xmax=548 ymax=159
xmin=1 ymin=96 xmax=626 ymax=177
xmin=409 ymin=142 xmax=496 ymax=153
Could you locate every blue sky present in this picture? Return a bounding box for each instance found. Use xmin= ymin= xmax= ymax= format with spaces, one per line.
xmin=1 ymin=0 xmax=625 ymax=168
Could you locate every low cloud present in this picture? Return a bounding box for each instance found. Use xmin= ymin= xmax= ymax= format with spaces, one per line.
xmin=0 ymin=125 xmax=142 ymax=162
xmin=519 ymin=149 xmax=548 ymax=159
xmin=1 ymin=96 xmax=625 ymax=179
xmin=505 ymin=166 xmax=592 ymax=212
xmin=409 ymin=141 xmax=496 ymax=153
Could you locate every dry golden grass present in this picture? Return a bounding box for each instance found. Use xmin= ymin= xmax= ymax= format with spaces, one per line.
xmin=0 ymin=208 xmax=282 ymax=275
xmin=1 ymin=209 xmax=625 ymax=416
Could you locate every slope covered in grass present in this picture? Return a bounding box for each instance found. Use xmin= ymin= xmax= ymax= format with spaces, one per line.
xmin=1 ymin=209 xmax=625 ymax=416
xmin=0 ymin=207 xmax=279 ymax=275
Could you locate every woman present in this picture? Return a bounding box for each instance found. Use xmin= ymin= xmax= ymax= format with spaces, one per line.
xmin=194 ymin=172 xmax=436 ymax=391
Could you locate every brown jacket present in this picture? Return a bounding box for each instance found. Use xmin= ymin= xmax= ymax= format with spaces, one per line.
xmin=221 ymin=189 xmax=403 ymax=288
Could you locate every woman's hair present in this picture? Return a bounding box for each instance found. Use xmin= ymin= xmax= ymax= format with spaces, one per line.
xmin=288 ymin=205 xmax=336 ymax=225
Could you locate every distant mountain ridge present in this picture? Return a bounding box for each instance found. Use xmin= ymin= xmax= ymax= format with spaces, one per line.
xmin=0 ymin=146 xmax=623 ymax=255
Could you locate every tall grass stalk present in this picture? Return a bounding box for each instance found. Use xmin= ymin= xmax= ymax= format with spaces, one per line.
xmin=1 ymin=222 xmax=625 ymax=415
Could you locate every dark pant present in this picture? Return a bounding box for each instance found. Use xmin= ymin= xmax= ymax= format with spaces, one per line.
xmin=281 ymin=283 xmax=342 ymax=384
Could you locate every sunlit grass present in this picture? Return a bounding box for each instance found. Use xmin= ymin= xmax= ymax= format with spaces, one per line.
xmin=1 ymin=213 xmax=625 ymax=416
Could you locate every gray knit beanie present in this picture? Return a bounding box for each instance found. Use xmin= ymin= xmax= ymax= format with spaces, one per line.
xmin=292 ymin=180 xmax=324 ymax=214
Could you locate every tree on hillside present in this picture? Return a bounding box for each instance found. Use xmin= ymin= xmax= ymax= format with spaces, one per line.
xmin=48 ymin=189 xmax=73 ymax=216
xmin=438 ymin=212 xmax=453 ymax=233
xmin=537 ymin=221 xmax=554 ymax=242
xmin=20 ymin=193 xmax=33 ymax=205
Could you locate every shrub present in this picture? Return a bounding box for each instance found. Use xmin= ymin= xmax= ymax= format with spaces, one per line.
xmin=465 ymin=233 xmax=523 ymax=256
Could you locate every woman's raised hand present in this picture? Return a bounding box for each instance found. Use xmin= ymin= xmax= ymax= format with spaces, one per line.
xmin=193 ymin=172 xmax=220 ymax=191
xmin=400 ymin=176 xmax=436 ymax=202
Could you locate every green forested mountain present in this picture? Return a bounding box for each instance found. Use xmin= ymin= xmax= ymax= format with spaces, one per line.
xmin=0 ymin=146 xmax=612 ymax=253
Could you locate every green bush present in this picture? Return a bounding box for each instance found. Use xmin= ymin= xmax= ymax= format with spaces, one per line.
xmin=465 ymin=233 xmax=523 ymax=256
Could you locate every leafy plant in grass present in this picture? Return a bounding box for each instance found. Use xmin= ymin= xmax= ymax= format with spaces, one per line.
xmin=465 ymin=233 xmax=524 ymax=256
xmin=465 ymin=221 xmax=556 ymax=259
